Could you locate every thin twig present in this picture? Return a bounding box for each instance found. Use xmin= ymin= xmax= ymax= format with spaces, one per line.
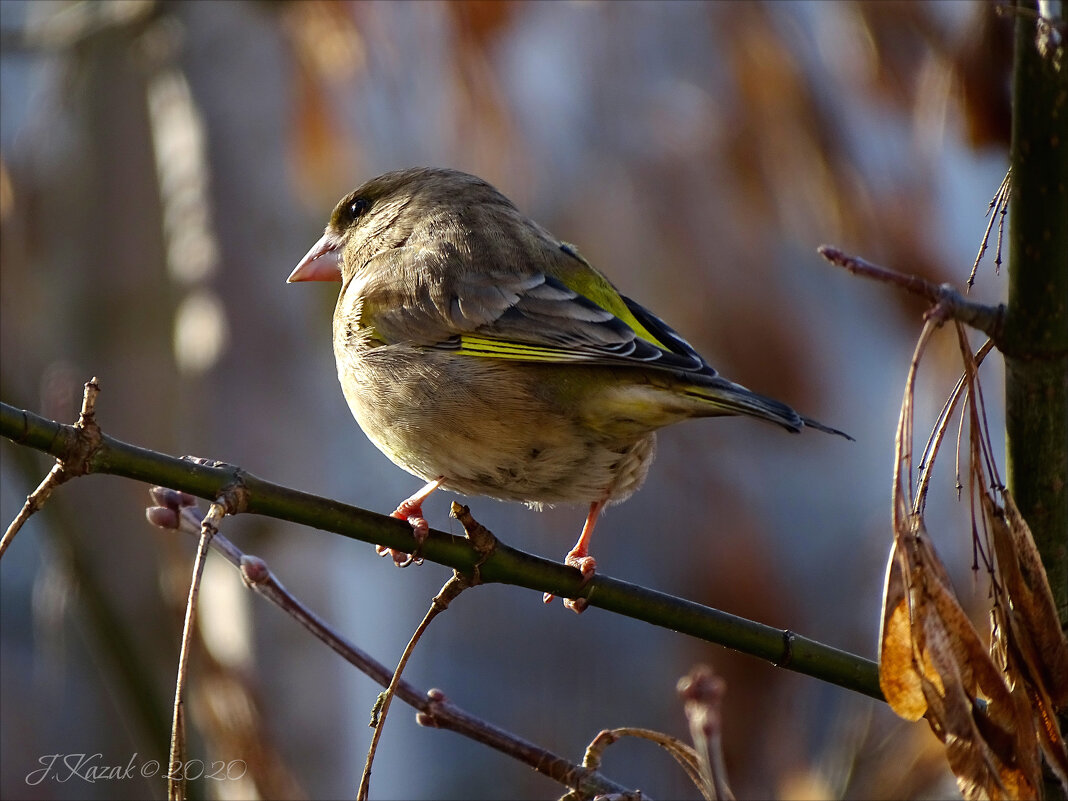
xmin=2 ymin=397 xmax=884 ymax=702
xmin=357 ymin=573 xmax=472 ymax=800
xmin=0 ymin=462 xmax=67 ymax=558
xmin=818 ymin=246 xmax=1005 ymax=343
xmin=167 ymin=500 xmax=225 ymax=801
xmin=956 ymin=325 xmax=1001 ymax=490
xmin=968 ymin=169 xmax=1012 ymax=288
xmin=992 ymin=188 xmax=1008 ymax=275
xmin=915 ymin=339 xmax=995 ymax=513
xmin=583 ymin=727 xmax=698 ymax=800
xmin=146 ymin=491 xmax=633 ymax=797
xmin=953 ymin=322 xmax=1003 ymax=582
xmin=894 ymin=317 xmax=943 ymax=522
xmin=417 ymin=690 xmax=623 ymax=799
xmin=0 ymin=377 xmax=102 ymax=559
xmin=358 ymin=506 xmax=490 ymax=800
xmin=678 ymin=665 xmax=734 ymax=801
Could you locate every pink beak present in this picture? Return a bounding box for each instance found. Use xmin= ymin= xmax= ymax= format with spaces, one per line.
xmin=287 ymin=231 xmax=344 ymax=282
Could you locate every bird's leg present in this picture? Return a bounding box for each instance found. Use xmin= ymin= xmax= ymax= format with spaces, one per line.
xmin=544 ymin=498 xmax=606 ymax=612
xmin=378 ymin=477 xmax=445 ymax=567
xmin=564 ymin=500 xmax=603 ymax=578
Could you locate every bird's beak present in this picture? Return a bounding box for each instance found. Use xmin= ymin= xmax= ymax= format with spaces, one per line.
xmin=287 ymin=231 xmax=344 ymax=282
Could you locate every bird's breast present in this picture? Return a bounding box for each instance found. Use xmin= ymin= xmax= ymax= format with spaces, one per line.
xmin=332 ymin=344 xmax=657 ymax=506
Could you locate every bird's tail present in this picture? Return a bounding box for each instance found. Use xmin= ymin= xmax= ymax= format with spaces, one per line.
xmin=799 ymin=415 xmax=854 ymax=441
xmin=681 ymin=378 xmax=853 ymax=441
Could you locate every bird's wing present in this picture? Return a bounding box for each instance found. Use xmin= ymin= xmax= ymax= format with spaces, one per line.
xmin=356 ymin=242 xmax=858 ymax=437
xmin=358 ymin=240 xmax=720 ymax=378
xmin=448 ymin=271 xmax=717 ymax=374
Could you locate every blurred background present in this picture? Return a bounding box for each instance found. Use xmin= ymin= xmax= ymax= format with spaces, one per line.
xmin=1 ymin=1 xmax=1013 ymax=798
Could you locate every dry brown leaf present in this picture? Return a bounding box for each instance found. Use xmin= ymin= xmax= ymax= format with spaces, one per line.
xmin=919 ymin=671 xmax=1002 ymax=799
xmin=1019 ymin=666 xmax=1068 ymax=791
xmin=990 ymin=491 xmax=1068 ymax=708
xmin=880 ymin=496 xmax=963 ymax=721
xmin=984 ymin=490 xmax=1068 ymax=789
xmin=884 ymin=375 xmax=1045 ymax=799
xmin=922 ymin=547 xmax=1013 ymax=710
xmin=583 ymin=726 xmax=713 ymax=801
xmin=880 ymin=541 xmax=930 ymax=720
xmin=919 ymin=615 xmax=1038 ymax=801
xmin=937 ymin=600 xmax=1041 ymax=799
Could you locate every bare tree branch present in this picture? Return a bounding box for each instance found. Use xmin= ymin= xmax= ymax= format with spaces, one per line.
xmin=1 ymin=396 xmax=884 ymax=702
xmin=147 ymin=490 xmax=634 ymax=798
xmin=818 ymin=246 xmax=1006 ymax=344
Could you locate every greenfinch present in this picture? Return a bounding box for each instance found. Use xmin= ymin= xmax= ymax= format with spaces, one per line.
xmin=289 ymin=167 xmax=849 ymax=611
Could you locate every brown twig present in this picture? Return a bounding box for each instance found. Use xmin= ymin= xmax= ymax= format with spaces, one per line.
xmin=589 ymin=726 xmax=704 ymax=798
xmin=167 ymin=500 xmax=225 ymax=801
xmin=164 ymin=475 xmax=248 ymax=801
xmin=580 ymin=727 xmax=693 ymax=801
xmin=417 ymin=690 xmax=623 ymax=800
xmin=358 ymin=503 xmax=501 ymax=798
xmin=678 ymin=665 xmax=734 ymax=801
xmin=357 ymin=573 xmax=471 ymax=801
xmin=915 ymin=339 xmax=996 ymax=513
xmin=2 ymin=396 xmax=884 ymax=701
xmin=0 ymin=377 xmax=102 ymax=559
xmin=145 ymin=490 xmax=632 ymax=798
xmin=818 ymin=246 xmax=1006 ymax=344
xmin=894 ymin=317 xmax=943 ymax=521
xmin=968 ymin=169 xmax=1012 ymax=288
xmin=0 ymin=461 xmax=66 ymax=558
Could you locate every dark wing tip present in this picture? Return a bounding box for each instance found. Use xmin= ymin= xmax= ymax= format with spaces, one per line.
xmin=801 ymin=416 xmax=855 ymax=441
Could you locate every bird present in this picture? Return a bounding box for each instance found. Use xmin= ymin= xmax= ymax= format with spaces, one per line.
xmin=288 ymin=167 xmax=850 ymax=611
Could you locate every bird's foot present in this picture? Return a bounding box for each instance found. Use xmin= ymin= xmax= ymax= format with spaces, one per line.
xmin=543 ymin=550 xmax=597 ymax=613
xmin=377 ymin=498 xmax=429 ymax=567
xmin=565 ymin=551 xmax=597 ymax=578
xmin=377 ymin=478 xmax=445 ymax=567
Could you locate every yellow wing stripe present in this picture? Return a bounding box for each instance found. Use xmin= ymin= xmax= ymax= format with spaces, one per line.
xmin=598 ymin=297 xmax=664 ymax=349
xmin=555 ymin=246 xmax=667 ymax=349
xmin=457 ymin=335 xmax=589 ymax=363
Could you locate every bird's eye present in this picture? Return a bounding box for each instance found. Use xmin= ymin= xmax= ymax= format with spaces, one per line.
xmin=348 ymin=196 xmax=371 ymax=220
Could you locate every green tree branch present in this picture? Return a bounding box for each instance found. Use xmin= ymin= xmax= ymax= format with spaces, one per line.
xmin=1006 ymin=4 xmax=1068 ymax=798
xmin=1004 ymin=1 xmax=1068 ymax=624
xmin=1 ymin=397 xmax=883 ymax=703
